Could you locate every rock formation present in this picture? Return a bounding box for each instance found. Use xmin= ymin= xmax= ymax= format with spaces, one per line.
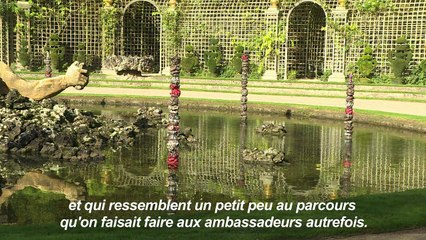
xmin=242 ymin=148 xmax=287 ymax=165
xmin=0 ymin=90 xmax=164 ymax=161
xmin=255 ymin=122 xmax=287 ymax=136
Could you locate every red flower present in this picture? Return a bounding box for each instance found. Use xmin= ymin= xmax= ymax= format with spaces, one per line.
xmin=168 ymin=153 xmax=179 ymax=169
xmin=167 ymin=125 xmax=180 ymax=131
xmin=170 ymin=84 xmax=179 ymax=90
xmin=241 ymin=54 xmax=249 ymax=61
xmin=171 ymin=89 xmax=181 ymax=97
xmin=345 ymin=107 xmax=353 ymax=115
xmin=343 ymin=160 xmax=352 ymax=168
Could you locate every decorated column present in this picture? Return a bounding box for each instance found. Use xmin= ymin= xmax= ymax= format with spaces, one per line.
xmin=166 ymin=56 xmax=181 ymax=202
xmin=262 ymin=0 xmax=280 ymax=80
xmin=241 ymin=51 xmax=250 ymax=123
xmin=327 ymin=4 xmax=348 ymax=82
xmin=44 ymin=51 xmax=52 ymax=78
xmin=344 ymin=74 xmax=354 ymax=140
xmin=341 ymin=73 xmax=354 ymax=197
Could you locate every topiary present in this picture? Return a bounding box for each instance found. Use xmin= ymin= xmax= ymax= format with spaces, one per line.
xmin=231 ymin=45 xmax=244 ymax=75
xmin=181 ymin=45 xmax=200 ymax=75
xmin=48 ymin=34 xmax=66 ymax=71
xmin=388 ymin=36 xmax=412 ymax=84
xmin=73 ymin=43 xmax=86 ymax=63
xmin=18 ymin=39 xmax=31 ymax=68
xmin=356 ymin=46 xmax=377 ymax=79
xmin=203 ymin=38 xmax=224 ymax=76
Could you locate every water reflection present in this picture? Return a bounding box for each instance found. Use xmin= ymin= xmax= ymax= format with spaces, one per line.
xmin=0 ymin=108 xmax=425 ymax=224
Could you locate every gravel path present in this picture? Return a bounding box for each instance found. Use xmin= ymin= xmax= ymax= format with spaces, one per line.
xmin=64 ymin=87 xmax=426 ymax=116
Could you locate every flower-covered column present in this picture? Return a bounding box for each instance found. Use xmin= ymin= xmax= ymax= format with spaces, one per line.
xmin=341 ymin=73 xmax=354 ymax=197
xmin=241 ymin=51 xmax=250 ymax=123
xmin=44 ymin=51 xmax=52 ymax=78
xmin=344 ymin=74 xmax=354 ymax=140
xmin=166 ymin=56 xmax=181 ymax=202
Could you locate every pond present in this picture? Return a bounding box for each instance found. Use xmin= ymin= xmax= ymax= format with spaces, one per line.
xmin=0 ymin=105 xmax=425 ymax=225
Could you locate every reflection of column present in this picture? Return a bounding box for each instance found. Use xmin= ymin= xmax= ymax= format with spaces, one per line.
xmin=340 ymin=139 xmax=352 ymax=198
xmin=260 ymin=174 xmax=274 ymax=199
xmin=241 ymin=51 xmax=249 ymax=123
xmin=238 ymin=123 xmax=247 ymax=187
xmin=262 ymin=2 xmax=279 ymax=80
xmin=327 ymin=6 xmax=348 ymax=82
xmin=167 ymin=56 xmax=181 ymax=202
xmin=340 ymin=74 xmax=354 ymax=198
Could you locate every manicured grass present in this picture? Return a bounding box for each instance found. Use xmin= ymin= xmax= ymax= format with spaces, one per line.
xmin=0 ymin=189 xmax=425 ymax=239
xmin=59 ymin=94 xmax=426 ymax=124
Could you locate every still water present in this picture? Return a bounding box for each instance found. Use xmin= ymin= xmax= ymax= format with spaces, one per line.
xmin=0 ymin=105 xmax=425 ymax=224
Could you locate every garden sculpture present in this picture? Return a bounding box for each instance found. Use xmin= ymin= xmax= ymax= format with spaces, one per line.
xmin=0 ymin=61 xmax=88 ymax=100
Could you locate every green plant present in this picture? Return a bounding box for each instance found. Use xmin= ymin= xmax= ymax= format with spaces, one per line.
xmin=156 ymin=7 xmax=182 ymax=54
xmin=203 ymin=38 xmax=224 ymax=76
xmin=370 ymin=74 xmax=393 ymax=84
xmin=48 ymin=34 xmax=65 ymax=71
xmin=18 ymin=39 xmax=31 ymax=68
xmin=74 ymin=43 xmax=86 ymax=63
xmin=388 ymin=36 xmax=413 ymax=84
xmin=320 ymin=69 xmax=332 ymax=82
xmin=101 ymin=6 xmax=120 ymax=57
xmin=356 ymin=46 xmax=377 ymax=78
xmin=248 ymin=63 xmax=262 ymax=80
xmin=0 ymin=2 xmax=14 ymax=16
xmin=231 ymin=45 xmax=244 ymax=75
xmin=181 ymin=45 xmax=200 ymax=75
xmin=288 ymin=70 xmax=297 ymax=80
xmin=406 ymin=60 xmax=426 ymax=86
xmin=355 ymin=0 xmax=393 ymax=14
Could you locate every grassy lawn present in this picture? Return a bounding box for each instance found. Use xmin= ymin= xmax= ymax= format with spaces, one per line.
xmin=0 ymin=189 xmax=425 ymax=239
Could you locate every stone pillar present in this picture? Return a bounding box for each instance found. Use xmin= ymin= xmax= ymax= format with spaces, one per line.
xmin=16 ymin=1 xmax=31 ymax=68
xmin=327 ymin=6 xmax=348 ymax=82
xmin=262 ymin=2 xmax=280 ymax=80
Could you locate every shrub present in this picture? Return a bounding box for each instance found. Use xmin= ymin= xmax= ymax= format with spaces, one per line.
xmin=388 ymin=36 xmax=412 ymax=84
xmin=231 ymin=45 xmax=244 ymax=74
xmin=203 ymin=38 xmax=224 ymax=76
xmin=18 ymin=39 xmax=30 ymax=68
xmin=356 ymin=46 xmax=377 ymax=78
xmin=406 ymin=60 xmax=426 ymax=85
xmin=73 ymin=43 xmax=86 ymax=63
xmin=181 ymin=45 xmax=200 ymax=75
xmin=288 ymin=70 xmax=297 ymax=80
xmin=48 ymin=34 xmax=66 ymax=71
xmin=320 ymin=69 xmax=332 ymax=82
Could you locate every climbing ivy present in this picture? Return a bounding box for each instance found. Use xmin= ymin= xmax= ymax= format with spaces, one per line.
xmin=154 ymin=6 xmax=182 ymax=54
xmin=101 ymin=5 xmax=119 ymax=56
xmin=354 ymin=0 xmax=393 ymax=14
